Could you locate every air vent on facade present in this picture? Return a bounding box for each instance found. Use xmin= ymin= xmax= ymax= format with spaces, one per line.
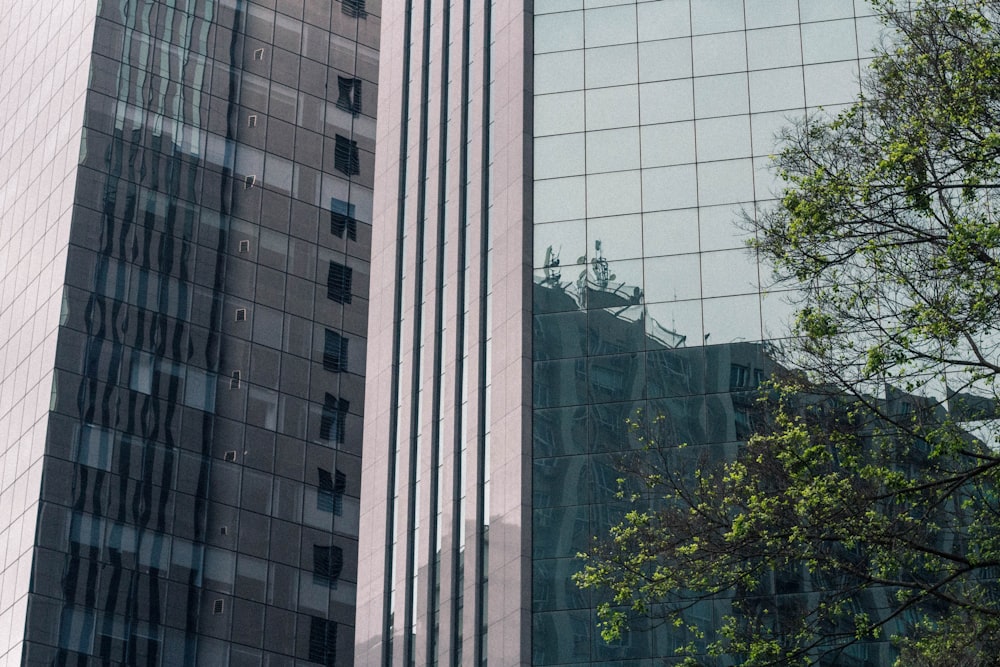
xmin=253 ymin=48 xmax=264 ymax=60
xmin=230 ymin=371 xmax=241 ymax=389
xmin=248 ymin=114 xmax=257 ymax=128
xmin=213 ymin=599 xmax=224 ymax=614
xmin=235 ymin=308 xmax=247 ymax=321
xmin=224 ymin=450 xmax=237 ymax=462
xmin=220 ymin=526 xmax=228 ymax=535
xmin=238 ymin=239 xmax=250 ymax=253
xmin=244 ymin=175 xmax=256 ymax=189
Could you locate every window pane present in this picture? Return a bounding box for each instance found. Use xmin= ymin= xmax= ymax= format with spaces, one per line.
xmin=638 ymin=37 xmax=692 ymax=83
xmin=535 ymin=50 xmax=584 ymax=94
xmin=641 ymin=165 xmax=698 ymax=212
xmin=585 ymin=43 xmax=637 ymax=88
xmin=644 ymin=253 xmax=702 ymax=302
xmin=639 ymin=80 xmax=693 ymax=124
xmin=535 ymin=11 xmax=584 ymax=53
xmin=640 ymin=121 xmax=696 ymax=168
xmin=586 ymin=170 xmax=641 ymax=217
xmin=643 ymin=208 xmax=700 ymax=256
xmin=749 ymin=67 xmax=806 ymax=113
xmin=535 ymin=133 xmax=586 ymax=179
xmin=801 ymin=19 xmax=859 ymax=64
xmin=697 ymin=159 xmax=754 ymax=206
xmin=690 ymin=0 xmax=744 ymax=34
xmin=703 ymin=294 xmax=763 ymax=343
xmin=692 ymin=32 xmax=746 ymax=76
xmin=585 ymin=84 xmax=639 ymax=130
xmin=700 ymin=249 xmax=759 ymax=299
xmin=585 ymin=127 xmax=639 ymax=174
xmin=693 ymin=73 xmax=749 ymax=118
xmin=535 ymin=177 xmax=586 ymax=223
xmin=803 ymin=61 xmax=860 ymax=107
xmin=584 ymin=5 xmax=637 ymax=48
xmin=534 ymin=219 xmax=586 ymax=269
xmin=747 ymin=26 xmax=802 ymax=70
xmin=646 ymin=300 xmax=703 ymax=347
xmin=695 ymin=116 xmax=751 ymax=162
xmin=535 ymin=91 xmax=585 ymax=136
xmin=699 ymin=204 xmax=750 ymax=252
xmin=587 ymin=214 xmax=642 ymax=261
xmin=637 ymin=0 xmax=690 ymax=40
xmin=745 ymin=0 xmax=799 ymax=28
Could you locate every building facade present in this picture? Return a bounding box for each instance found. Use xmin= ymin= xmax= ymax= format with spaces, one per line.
xmin=0 ymin=0 xmax=378 ymax=664
xmin=357 ymin=1 xmax=886 ymax=665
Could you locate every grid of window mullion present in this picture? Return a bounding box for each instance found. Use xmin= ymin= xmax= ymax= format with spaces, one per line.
xmin=527 ymin=4 xmax=880 ymax=665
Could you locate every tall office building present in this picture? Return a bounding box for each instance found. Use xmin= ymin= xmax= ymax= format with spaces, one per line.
xmin=0 ymin=0 xmax=377 ymax=664
xmin=356 ymin=1 xmax=887 ymax=665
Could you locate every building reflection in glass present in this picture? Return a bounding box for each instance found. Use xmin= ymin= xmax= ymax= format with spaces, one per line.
xmin=530 ymin=242 xmax=900 ymax=666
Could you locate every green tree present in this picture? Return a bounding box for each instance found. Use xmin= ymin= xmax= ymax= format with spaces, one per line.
xmin=575 ymin=1 xmax=1000 ymax=664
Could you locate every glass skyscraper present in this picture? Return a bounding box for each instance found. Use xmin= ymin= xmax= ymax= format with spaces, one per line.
xmin=1 ymin=0 xmax=915 ymax=664
xmin=0 ymin=0 xmax=377 ymax=664
xmin=356 ymin=1 xmax=888 ymax=665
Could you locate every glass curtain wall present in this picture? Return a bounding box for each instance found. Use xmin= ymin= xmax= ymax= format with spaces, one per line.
xmin=530 ymin=1 xmax=883 ymax=664
xmin=13 ymin=0 xmax=380 ymax=664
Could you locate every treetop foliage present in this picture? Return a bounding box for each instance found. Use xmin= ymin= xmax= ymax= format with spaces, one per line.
xmin=575 ymin=1 xmax=1000 ymax=664
xmin=759 ymin=0 xmax=1000 ymax=395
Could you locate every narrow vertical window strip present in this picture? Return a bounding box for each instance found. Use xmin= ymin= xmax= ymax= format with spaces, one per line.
xmin=404 ymin=0 xmax=436 ymax=664
xmin=427 ymin=0 xmax=454 ymax=664
xmin=474 ymin=0 xmax=494 ymax=664
xmin=451 ymin=0 xmax=474 ymax=662
xmin=384 ymin=0 xmax=417 ymax=664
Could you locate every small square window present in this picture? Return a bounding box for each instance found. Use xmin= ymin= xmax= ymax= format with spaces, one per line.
xmin=336 ymin=77 xmax=363 ymax=116
xmin=253 ymin=48 xmax=264 ymax=60
xmin=333 ymin=135 xmax=360 ymax=176
xmin=320 ymin=394 xmax=349 ymax=443
xmin=213 ymin=599 xmax=225 ymax=614
xmin=238 ymin=240 xmax=250 ymax=253
xmin=318 ymin=468 xmax=347 ymax=515
xmin=327 ymin=262 xmax=353 ymax=304
xmin=330 ymin=198 xmax=358 ymax=241
xmin=309 ymin=616 xmax=338 ymax=665
xmin=342 ymin=0 xmax=366 ymax=18
xmin=323 ymin=330 xmax=349 ymax=372
xmin=235 ymin=308 xmax=247 ymax=321
xmin=729 ymin=364 xmax=749 ymax=390
xmin=224 ymin=450 xmax=237 ymax=462
xmin=248 ymin=114 xmax=258 ymax=128
xmin=244 ymin=175 xmax=256 ymax=189
xmin=312 ymin=544 xmax=344 ymax=586
xmin=230 ymin=371 xmax=241 ymax=389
